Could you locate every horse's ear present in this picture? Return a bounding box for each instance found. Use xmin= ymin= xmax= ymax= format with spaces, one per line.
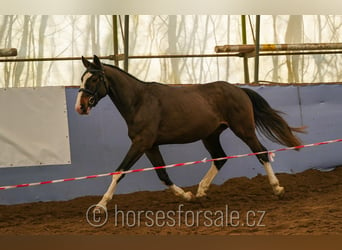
xmin=82 ymin=56 xmax=90 ymax=68
xmin=93 ymin=55 xmax=103 ymax=70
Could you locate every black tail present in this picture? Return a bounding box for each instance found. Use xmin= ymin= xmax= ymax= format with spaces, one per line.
xmin=242 ymin=88 xmax=306 ymax=148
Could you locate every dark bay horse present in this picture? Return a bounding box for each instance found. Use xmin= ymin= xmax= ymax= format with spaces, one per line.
xmin=75 ymin=55 xmax=305 ymax=210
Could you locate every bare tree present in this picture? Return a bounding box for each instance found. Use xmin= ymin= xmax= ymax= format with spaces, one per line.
xmin=36 ymin=16 xmax=48 ymax=86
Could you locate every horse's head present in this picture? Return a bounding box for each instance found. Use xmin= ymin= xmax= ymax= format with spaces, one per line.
xmin=75 ymin=55 xmax=109 ymax=115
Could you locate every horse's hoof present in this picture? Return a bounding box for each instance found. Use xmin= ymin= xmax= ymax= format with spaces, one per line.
xmin=196 ymin=195 xmax=211 ymax=203
xmin=183 ymin=191 xmax=195 ymax=201
xmin=93 ymin=204 xmax=107 ymax=214
xmin=274 ymin=186 xmax=285 ymax=199
xmin=195 ymin=192 xmax=207 ymax=198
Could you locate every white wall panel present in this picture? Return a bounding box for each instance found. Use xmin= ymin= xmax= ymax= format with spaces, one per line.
xmin=0 ymin=87 xmax=71 ymax=168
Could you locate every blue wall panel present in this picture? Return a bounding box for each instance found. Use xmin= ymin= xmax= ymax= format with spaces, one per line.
xmin=1 ymin=85 xmax=342 ymax=204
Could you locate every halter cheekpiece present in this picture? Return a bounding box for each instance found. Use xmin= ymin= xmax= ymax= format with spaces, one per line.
xmin=78 ymin=69 xmax=109 ymax=106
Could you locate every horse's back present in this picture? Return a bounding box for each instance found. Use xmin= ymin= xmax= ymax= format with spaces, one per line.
xmin=145 ymin=81 xmax=250 ymax=117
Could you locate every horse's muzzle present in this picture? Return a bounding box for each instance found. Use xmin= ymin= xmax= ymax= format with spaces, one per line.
xmin=76 ymin=103 xmax=91 ymax=115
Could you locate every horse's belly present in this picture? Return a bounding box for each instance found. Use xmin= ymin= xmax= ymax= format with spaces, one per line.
xmin=156 ymin=115 xmax=221 ymax=144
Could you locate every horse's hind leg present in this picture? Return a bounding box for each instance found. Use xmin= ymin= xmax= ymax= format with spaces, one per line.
xmin=197 ymin=132 xmax=227 ymax=198
xmin=145 ymin=146 xmax=194 ymax=201
xmin=262 ymin=158 xmax=285 ymax=197
xmin=232 ymin=126 xmax=285 ymax=197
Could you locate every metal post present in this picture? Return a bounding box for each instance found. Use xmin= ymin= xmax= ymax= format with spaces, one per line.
xmin=254 ymin=15 xmax=260 ymax=84
xmin=241 ymin=15 xmax=250 ymax=83
xmin=112 ymin=15 xmax=119 ymax=66
xmin=124 ymin=15 xmax=129 ymax=72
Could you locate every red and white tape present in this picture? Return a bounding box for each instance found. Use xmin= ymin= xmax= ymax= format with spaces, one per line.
xmin=1 ymin=138 xmax=342 ymax=191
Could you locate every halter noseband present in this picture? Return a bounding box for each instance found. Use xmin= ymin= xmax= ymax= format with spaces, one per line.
xmin=79 ymin=69 xmax=109 ymax=106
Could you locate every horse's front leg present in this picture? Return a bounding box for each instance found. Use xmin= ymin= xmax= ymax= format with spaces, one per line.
xmin=145 ymin=146 xmax=194 ymax=201
xmin=96 ymin=140 xmax=146 ymax=211
xmin=96 ymin=172 xmax=124 ymax=211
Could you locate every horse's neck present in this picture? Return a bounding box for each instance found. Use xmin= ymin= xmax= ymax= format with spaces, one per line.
xmin=105 ymin=66 xmax=143 ymax=119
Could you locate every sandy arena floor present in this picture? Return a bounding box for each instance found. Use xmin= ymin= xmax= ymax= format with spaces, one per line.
xmin=0 ymin=167 xmax=341 ymax=235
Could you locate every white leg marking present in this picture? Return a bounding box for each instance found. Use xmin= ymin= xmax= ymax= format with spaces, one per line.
xmin=263 ymin=162 xmax=284 ymax=196
xmin=97 ymin=173 xmax=122 ymax=210
xmin=170 ymin=184 xmax=194 ymax=201
xmin=196 ymin=163 xmax=218 ymax=198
